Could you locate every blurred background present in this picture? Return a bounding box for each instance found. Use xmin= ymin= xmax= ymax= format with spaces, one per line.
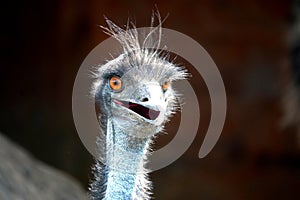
xmin=1 ymin=0 xmax=299 ymax=199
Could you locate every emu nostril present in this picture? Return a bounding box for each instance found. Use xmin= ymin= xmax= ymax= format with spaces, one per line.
xmin=140 ymin=97 xmax=149 ymax=102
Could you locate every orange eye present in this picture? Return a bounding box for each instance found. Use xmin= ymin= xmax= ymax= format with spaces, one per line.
xmin=109 ymin=76 xmax=122 ymax=91
xmin=162 ymin=79 xmax=170 ymax=91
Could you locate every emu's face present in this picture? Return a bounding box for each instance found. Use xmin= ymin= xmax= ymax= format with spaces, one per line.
xmin=94 ymin=52 xmax=186 ymax=138
xmin=108 ymin=66 xmax=172 ymax=137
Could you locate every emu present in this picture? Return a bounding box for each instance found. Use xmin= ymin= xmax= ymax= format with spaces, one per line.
xmin=89 ymin=13 xmax=187 ymax=200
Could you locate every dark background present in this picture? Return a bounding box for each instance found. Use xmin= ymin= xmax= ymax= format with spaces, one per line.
xmin=1 ymin=0 xmax=299 ymax=199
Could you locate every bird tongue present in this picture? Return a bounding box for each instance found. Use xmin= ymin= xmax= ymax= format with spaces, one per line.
xmin=114 ymin=99 xmax=160 ymax=120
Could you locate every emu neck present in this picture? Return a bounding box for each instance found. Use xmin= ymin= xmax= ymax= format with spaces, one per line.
xmin=103 ymin=118 xmax=151 ymax=200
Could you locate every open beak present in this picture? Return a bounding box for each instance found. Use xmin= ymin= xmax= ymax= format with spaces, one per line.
xmin=113 ymin=99 xmax=160 ymax=120
xmin=112 ymin=83 xmax=167 ymax=122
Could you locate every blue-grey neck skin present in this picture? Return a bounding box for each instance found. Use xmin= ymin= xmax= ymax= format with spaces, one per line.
xmin=91 ymin=118 xmax=152 ymax=200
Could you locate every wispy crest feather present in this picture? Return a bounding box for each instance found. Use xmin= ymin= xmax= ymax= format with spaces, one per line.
xmin=101 ymin=11 xmax=162 ymax=53
xmin=99 ymin=11 xmax=174 ymax=69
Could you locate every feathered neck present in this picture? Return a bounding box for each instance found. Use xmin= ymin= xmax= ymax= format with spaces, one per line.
xmin=90 ymin=118 xmax=152 ymax=200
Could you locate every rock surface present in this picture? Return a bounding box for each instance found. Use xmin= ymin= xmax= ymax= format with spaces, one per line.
xmin=0 ymin=133 xmax=87 ymax=200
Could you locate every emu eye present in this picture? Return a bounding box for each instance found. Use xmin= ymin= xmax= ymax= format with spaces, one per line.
xmin=109 ymin=76 xmax=122 ymax=91
xmin=162 ymin=79 xmax=170 ymax=92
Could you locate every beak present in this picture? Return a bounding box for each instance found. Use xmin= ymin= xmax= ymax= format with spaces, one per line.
xmin=137 ymin=83 xmax=167 ymax=110
xmin=113 ymin=82 xmax=167 ymax=123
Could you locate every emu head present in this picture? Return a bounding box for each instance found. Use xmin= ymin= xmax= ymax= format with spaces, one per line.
xmin=92 ymin=16 xmax=187 ymax=139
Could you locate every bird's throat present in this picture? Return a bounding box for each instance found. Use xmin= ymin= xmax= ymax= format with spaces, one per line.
xmin=101 ymin=119 xmax=152 ymax=200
